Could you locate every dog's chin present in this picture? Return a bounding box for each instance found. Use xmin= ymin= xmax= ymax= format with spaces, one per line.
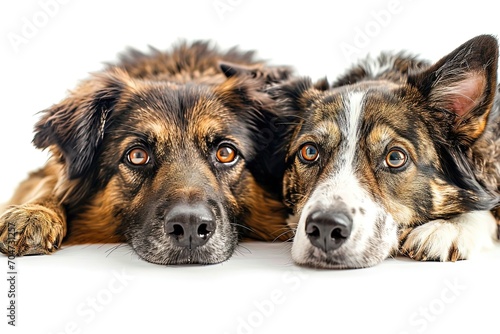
xmin=291 ymin=222 xmax=398 ymax=269
xmin=131 ymin=238 xmax=238 ymax=265
xmin=129 ymin=226 xmax=238 ymax=265
xmin=291 ymin=244 xmax=391 ymax=269
xmin=290 ymin=200 xmax=399 ymax=269
xmin=136 ymin=244 xmax=236 ymax=265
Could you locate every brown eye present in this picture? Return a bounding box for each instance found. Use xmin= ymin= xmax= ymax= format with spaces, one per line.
xmin=127 ymin=148 xmax=150 ymax=166
xmin=299 ymin=144 xmax=319 ymax=163
xmin=385 ymin=148 xmax=407 ymax=168
xmin=216 ymin=144 xmax=237 ymax=164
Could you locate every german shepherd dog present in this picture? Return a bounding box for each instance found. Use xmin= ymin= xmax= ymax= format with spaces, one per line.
xmin=0 ymin=41 xmax=292 ymax=264
xmin=272 ymin=35 xmax=500 ymax=268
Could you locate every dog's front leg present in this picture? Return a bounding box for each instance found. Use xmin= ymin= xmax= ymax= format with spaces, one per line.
xmin=0 ymin=168 xmax=66 ymax=256
xmin=399 ymin=211 xmax=497 ymax=261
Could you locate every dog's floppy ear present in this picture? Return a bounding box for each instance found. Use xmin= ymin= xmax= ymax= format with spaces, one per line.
xmin=219 ymin=61 xmax=292 ymax=84
xmin=408 ymin=35 xmax=499 ymax=146
xmin=33 ymin=70 xmax=128 ymax=179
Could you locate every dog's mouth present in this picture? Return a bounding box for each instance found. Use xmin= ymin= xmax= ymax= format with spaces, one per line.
xmin=128 ymin=200 xmax=238 ymax=265
xmin=294 ymin=234 xmax=394 ymax=269
xmin=291 ymin=202 xmax=398 ymax=269
xmin=131 ymin=225 xmax=238 ymax=265
xmin=158 ymin=245 xmax=235 ymax=265
xmin=301 ymin=249 xmax=358 ymax=269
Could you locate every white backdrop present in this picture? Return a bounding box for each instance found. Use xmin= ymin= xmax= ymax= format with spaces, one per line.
xmin=1 ymin=1 xmax=500 ymax=333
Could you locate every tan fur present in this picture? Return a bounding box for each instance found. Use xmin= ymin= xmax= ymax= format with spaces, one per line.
xmin=0 ymin=41 xmax=293 ymax=262
xmin=278 ymin=35 xmax=499 ymax=268
xmin=65 ymin=178 xmax=126 ymax=244
xmin=241 ymin=178 xmax=290 ymax=241
xmin=0 ymin=162 xmax=66 ymax=255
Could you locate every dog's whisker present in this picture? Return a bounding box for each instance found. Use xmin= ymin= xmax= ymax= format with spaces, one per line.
xmin=272 ymin=228 xmax=294 ymax=242
xmin=235 ymin=244 xmax=252 ymax=255
xmin=230 ymin=222 xmax=256 ymax=234
xmin=103 ymin=243 xmax=129 ymax=256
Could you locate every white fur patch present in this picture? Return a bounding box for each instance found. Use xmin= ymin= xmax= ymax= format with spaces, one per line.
xmin=342 ymin=91 xmax=365 ymax=167
xmin=401 ymin=211 xmax=497 ymax=261
xmin=291 ymin=91 xmax=398 ymax=268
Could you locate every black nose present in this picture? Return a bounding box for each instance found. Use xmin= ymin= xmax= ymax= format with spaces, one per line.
xmin=305 ymin=211 xmax=352 ymax=252
xmin=164 ymin=203 xmax=216 ymax=249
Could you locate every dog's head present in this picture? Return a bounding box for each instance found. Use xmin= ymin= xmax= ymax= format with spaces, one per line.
xmin=33 ymin=64 xmax=289 ymax=265
xmin=274 ymin=35 xmax=498 ymax=268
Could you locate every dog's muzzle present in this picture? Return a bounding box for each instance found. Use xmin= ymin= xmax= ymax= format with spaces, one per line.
xmin=164 ymin=203 xmax=216 ymax=249
xmin=305 ymin=209 xmax=353 ymax=252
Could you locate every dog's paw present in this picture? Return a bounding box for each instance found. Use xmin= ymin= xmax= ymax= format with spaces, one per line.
xmin=0 ymin=204 xmax=65 ymax=256
xmin=399 ymin=211 xmax=496 ymax=262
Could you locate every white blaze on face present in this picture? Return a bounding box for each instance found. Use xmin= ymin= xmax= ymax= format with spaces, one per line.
xmin=291 ymin=92 xmax=397 ymax=267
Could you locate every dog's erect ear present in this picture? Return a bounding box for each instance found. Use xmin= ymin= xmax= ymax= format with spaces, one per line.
xmin=33 ymin=70 xmax=128 ymax=179
xmin=219 ymin=61 xmax=292 ymax=84
xmin=408 ymin=35 xmax=499 ymax=145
